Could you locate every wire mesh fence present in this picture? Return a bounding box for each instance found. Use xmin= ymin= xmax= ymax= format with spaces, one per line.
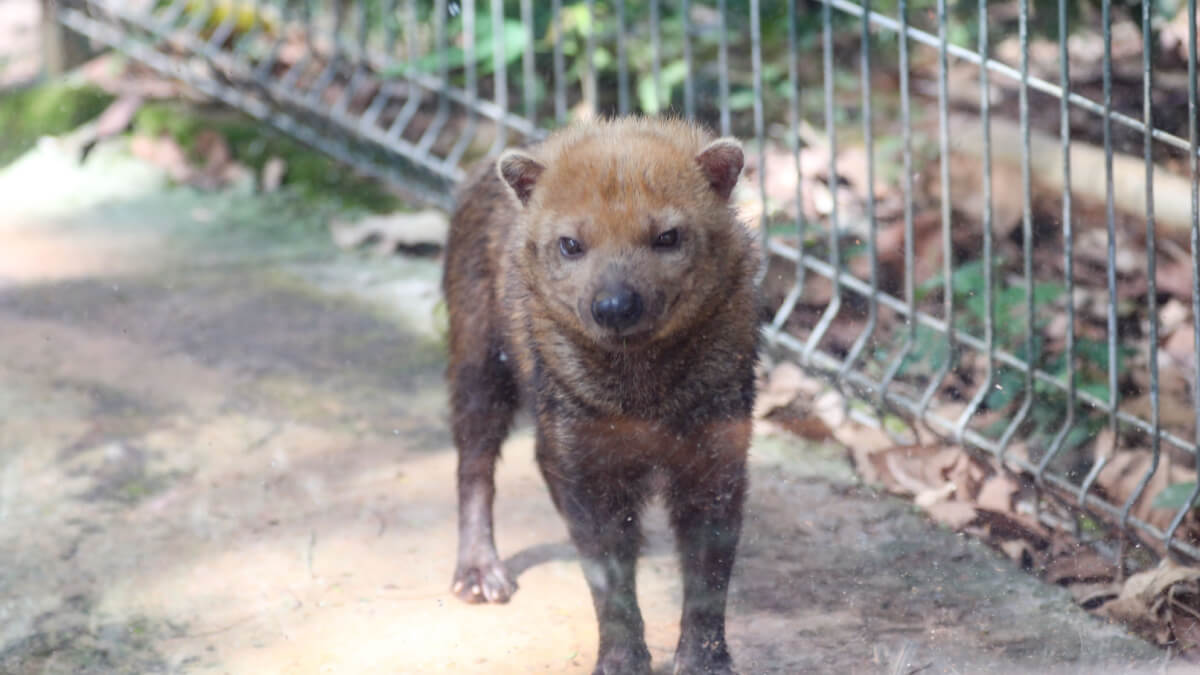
xmin=53 ymin=0 xmax=1200 ymax=567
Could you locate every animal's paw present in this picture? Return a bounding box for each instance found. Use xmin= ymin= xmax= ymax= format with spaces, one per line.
xmin=672 ymin=660 xmax=734 ymax=675
xmin=672 ymin=643 xmax=734 ymax=675
xmin=592 ymin=644 xmax=651 ymax=675
xmin=451 ymin=559 xmax=517 ymax=604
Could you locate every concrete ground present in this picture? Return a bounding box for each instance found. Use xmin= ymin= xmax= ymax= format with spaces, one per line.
xmin=0 ymin=134 xmax=1179 ymax=674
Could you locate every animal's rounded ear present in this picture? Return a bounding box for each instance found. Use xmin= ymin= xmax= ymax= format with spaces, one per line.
xmin=497 ymin=150 xmax=546 ymax=207
xmin=695 ymin=138 xmax=744 ymax=201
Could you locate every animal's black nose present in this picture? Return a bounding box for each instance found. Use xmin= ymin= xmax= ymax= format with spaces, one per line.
xmin=591 ymin=284 xmax=644 ymax=331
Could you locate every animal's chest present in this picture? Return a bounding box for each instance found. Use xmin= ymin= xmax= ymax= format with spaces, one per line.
xmin=525 ymin=339 xmax=750 ymax=427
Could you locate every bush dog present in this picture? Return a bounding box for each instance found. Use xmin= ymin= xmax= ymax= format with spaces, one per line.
xmin=443 ymin=116 xmax=759 ymax=674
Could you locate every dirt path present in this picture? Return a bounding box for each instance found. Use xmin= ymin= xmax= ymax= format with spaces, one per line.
xmin=0 ymin=139 xmax=1177 ymax=674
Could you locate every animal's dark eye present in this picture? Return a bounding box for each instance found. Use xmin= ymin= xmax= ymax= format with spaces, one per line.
xmin=653 ymin=228 xmax=680 ymax=249
xmin=559 ymin=237 xmax=585 ymax=258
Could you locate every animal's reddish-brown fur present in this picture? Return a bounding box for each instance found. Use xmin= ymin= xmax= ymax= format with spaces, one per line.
xmin=443 ymin=117 xmax=759 ymax=675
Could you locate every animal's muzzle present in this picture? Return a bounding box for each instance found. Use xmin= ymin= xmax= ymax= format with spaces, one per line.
xmin=591 ymin=283 xmax=644 ymax=331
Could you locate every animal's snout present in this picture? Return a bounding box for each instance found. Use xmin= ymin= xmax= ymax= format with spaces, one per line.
xmin=591 ymin=284 xmax=644 ymax=331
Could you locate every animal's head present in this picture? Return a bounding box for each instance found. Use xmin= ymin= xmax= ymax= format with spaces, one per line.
xmin=497 ymin=117 xmax=752 ymax=350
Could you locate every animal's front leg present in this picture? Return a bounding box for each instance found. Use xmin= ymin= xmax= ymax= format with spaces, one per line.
xmin=666 ymin=420 xmax=750 ymax=675
xmin=449 ymin=352 xmax=519 ymax=605
xmin=537 ymin=429 xmax=652 ymax=675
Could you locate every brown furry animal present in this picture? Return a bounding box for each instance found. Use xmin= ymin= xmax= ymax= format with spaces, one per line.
xmin=443 ymin=117 xmax=759 ymax=675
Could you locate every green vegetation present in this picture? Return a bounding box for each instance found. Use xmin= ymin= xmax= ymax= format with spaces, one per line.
xmin=357 ymin=0 xmax=1170 ymax=133
xmin=0 ymin=81 xmax=114 ymax=166
xmin=0 ymin=80 xmax=406 ymax=216
xmin=131 ymin=102 xmax=406 ymax=213
xmin=1153 ymin=481 xmax=1200 ymax=511
xmin=903 ymin=258 xmax=1128 ymax=457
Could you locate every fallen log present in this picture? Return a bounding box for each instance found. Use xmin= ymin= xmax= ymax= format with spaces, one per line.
xmin=949 ymin=113 xmax=1196 ymax=240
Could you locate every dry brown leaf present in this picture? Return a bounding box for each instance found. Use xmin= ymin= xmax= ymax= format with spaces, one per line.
xmin=1044 ymin=311 xmax=1069 ymax=346
xmin=1077 ymin=228 xmax=1142 ymax=277
xmin=808 ymin=180 xmax=865 ymax=227
xmin=976 ymin=474 xmax=1020 ymax=513
xmin=848 ymin=442 xmax=895 ymax=487
xmin=1043 ymin=550 xmax=1116 ymax=586
xmin=768 ymin=414 xmax=834 ymax=441
xmin=189 ymin=130 xmax=255 ymax=190
xmin=832 ymin=423 xmax=895 ymax=462
xmin=747 ymin=144 xmax=801 ymax=219
xmin=1164 ymin=325 xmax=1197 ymax=374
xmin=914 ymin=482 xmax=956 ymax=508
xmin=753 ymin=362 xmax=812 ymax=419
xmin=755 ymin=363 xmax=834 ymax=440
xmin=944 ymin=450 xmax=985 ymax=503
xmin=1177 ymin=614 xmax=1200 ymax=661
xmin=194 ymin=129 xmax=232 ymax=173
xmin=261 ymin=156 xmax=287 ymax=193
xmin=811 ymin=389 xmax=846 ymax=431
xmin=851 ymin=445 xmax=968 ymax=498
xmin=925 ymin=500 xmax=977 ymax=530
xmin=1092 ymin=428 xmax=1117 ymax=463
xmin=995 ymin=36 xmax=1061 ymax=82
xmin=1101 ymin=562 xmax=1200 ymax=651
xmin=998 ymin=539 xmax=1035 ymax=568
xmin=999 ymin=442 xmax=1031 ymax=472
xmin=947 ymin=153 xmax=1025 ymax=239
xmin=799 ymin=273 xmax=834 ymax=308
xmin=94 ymin=94 xmax=143 ymax=140
xmin=1097 ymin=451 xmax=1158 ymax=523
xmin=927 ymin=402 xmax=969 ymax=428
xmin=277 ymin=33 xmax=309 ymax=67
xmin=875 ymin=220 xmax=906 ymax=266
xmin=835 ymin=145 xmax=890 ymax=203
xmin=127 ymin=130 xmax=253 ymax=190
xmin=1160 ymin=299 xmax=1191 ymax=336
xmin=798 ymin=145 xmax=826 ymax=180
xmin=974 ymin=507 xmax=1051 ymax=544
xmin=882 ymin=449 xmax=933 ymax=496
xmin=1163 ymin=5 xmax=1200 ymax=62
xmin=1096 ymin=449 xmax=1195 ymax=534
xmin=1145 ymin=366 xmax=1197 ymax=432
xmin=911 ymin=211 xmax=945 ymax=284
xmin=129 ymin=133 xmax=193 ymax=183
xmin=1068 ymin=582 xmax=1121 ymax=610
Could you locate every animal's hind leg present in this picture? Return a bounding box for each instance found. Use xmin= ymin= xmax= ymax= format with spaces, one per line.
xmin=449 ymin=340 xmax=519 ymax=604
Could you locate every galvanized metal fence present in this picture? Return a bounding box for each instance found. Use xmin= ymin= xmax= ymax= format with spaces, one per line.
xmin=54 ymin=0 xmax=1200 ymax=566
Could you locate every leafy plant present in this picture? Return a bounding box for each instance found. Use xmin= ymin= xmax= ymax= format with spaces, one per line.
xmin=0 ymin=82 xmax=114 ymax=168
xmin=907 ymin=257 xmax=1129 ymax=453
xmin=1153 ymin=482 xmax=1200 ymax=511
xmin=381 ymin=15 xmax=528 ymax=79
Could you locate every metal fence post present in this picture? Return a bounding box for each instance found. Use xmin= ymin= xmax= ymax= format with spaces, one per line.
xmin=41 ymin=0 xmax=92 ymax=76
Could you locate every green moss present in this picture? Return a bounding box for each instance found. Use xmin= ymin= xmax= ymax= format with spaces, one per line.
xmin=431 ymin=297 xmax=450 ymax=345
xmin=0 ymin=82 xmax=115 ymax=167
xmin=132 ymin=101 xmax=406 ymax=213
